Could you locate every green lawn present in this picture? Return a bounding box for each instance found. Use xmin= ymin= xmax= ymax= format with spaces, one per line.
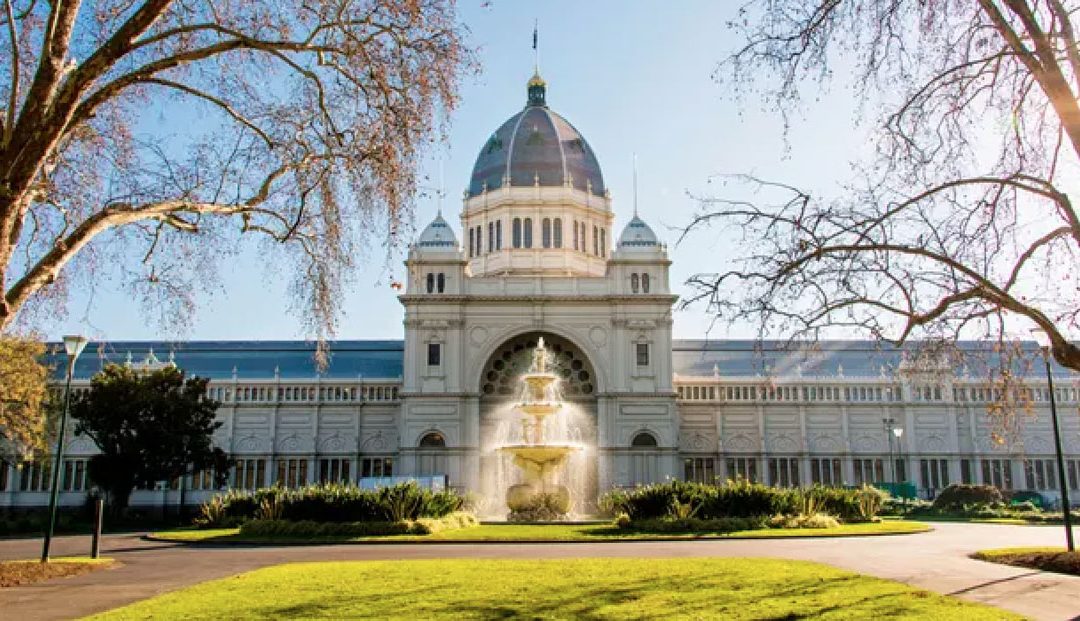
xmin=150 ymin=520 xmax=930 ymax=543
xmin=86 ymin=558 xmax=1017 ymax=620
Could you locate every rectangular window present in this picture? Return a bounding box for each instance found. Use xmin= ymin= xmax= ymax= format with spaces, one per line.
xmin=852 ymin=458 xmax=885 ymax=486
xmin=62 ymin=459 xmax=87 ymax=492
xmin=360 ymin=457 xmax=394 ymax=478
xmin=961 ymin=459 xmax=974 ymax=484
xmin=233 ymin=458 xmax=266 ymax=490
xmin=810 ymin=457 xmax=843 ymax=486
xmin=1023 ymin=458 xmax=1057 ymax=491
xmin=0 ymin=461 xmax=8 ymax=492
xmin=1067 ymin=459 xmax=1079 ymax=491
xmin=318 ymin=458 xmax=351 ymax=484
xmin=683 ymin=457 xmax=716 ymax=483
xmin=276 ymin=458 xmax=308 ymax=488
xmin=726 ymin=457 xmax=757 ymax=482
xmin=635 ymin=343 xmax=649 ymax=367
xmin=427 ymin=343 xmax=441 ymax=367
xmin=981 ymin=458 xmax=1014 ymax=490
xmin=19 ymin=460 xmax=50 ymax=492
xmin=488 ymin=222 xmax=494 ymax=252
xmin=191 ymin=467 xmax=220 ymax=491
xmin=768 ymin=457 xmax=800 ymax=487
xmin=496 ymin=220 xmax=502 ymax=249
xmin=920 ymin=458 xmax=950 ymax=492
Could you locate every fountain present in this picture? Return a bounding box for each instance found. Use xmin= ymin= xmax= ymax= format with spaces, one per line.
xmin=498 ymin=337 xmax=581 ymax=520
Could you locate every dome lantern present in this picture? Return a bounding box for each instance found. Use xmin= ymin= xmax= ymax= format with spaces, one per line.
xmin=527 ymin=71 xmax=547 ymax=107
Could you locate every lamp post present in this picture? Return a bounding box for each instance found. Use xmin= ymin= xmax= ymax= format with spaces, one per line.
xmin=884 ymin=418 xmax=898 ymax=484
xmin=41 ymin=335 xmax=88 ymax=563
xmin=893 ymin=426 xmax=905 ymax=483
xmin=1030 ymin=328 xmax=1074 ymax=553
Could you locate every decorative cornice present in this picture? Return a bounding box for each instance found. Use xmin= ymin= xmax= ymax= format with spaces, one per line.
xmin=399 ymin=294 xmax=680 ymax=304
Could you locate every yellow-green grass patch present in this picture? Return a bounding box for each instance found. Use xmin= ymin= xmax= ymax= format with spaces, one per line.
xmin=87 ymin=558 xmax=1017 ymax=620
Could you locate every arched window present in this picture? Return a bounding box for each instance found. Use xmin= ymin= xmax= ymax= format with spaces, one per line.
xmin=488 ymin=222 xmax=495 ymax=252
xmin=581 ymin=222 xmax=587 ymax=251
xmin=468 ymin=228 xmax=474 ymax=257
xmin=475 ymin=226 xmax=482 ymax=255
xmin=600 ymin=228 xmax=606 ymax=257
xmin=641 ymin=273 xmax=650 ymax=293
xmin=436 ymin=273 xmax=445 ymax=293
xmin=593 ymin=225 xmax=599 ymax=255
xmin=523 ymin=218 xmax=533 ymax=248
xmin=631 ymin=432 xmax=658 ymax=447
xmin=513 ymin=218 xmax=522 ymax=248
xmin=542 ymin=218 xmax=552 ymax=248
xmin=553 ymin=218 xmax=563 ymax=248
xmin=419 ymin=432 xmax=446 ymax=448
xmin=572 ymin=220 xmax=579 ymax=250
xmin=630 ymin=273 xmax=640 ymax=293
xmin=425 ymin=273 xmax=434 ymax=293
xmin=496 ymin=220 xmax=503 ymax=249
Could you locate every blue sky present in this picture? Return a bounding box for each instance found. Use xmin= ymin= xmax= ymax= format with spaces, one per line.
xmin=54 ymin=1 xmax=869 ymax=342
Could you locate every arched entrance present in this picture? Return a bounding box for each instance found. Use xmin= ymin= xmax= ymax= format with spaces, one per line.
xmin=477 ymin=332 xmax=599 ymax=516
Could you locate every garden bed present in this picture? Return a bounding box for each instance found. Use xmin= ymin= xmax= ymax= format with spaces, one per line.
xmin=972 ymin=547 xmax=1080 ymax=576
xmin=0 ymin=557 xmax=116 ymax=588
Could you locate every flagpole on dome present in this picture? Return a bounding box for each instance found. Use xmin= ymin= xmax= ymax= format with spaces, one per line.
xmin=533 ymin=19 xmax=540 ymax=74
xmin=633 ymin=153 xmax=639 ymax=218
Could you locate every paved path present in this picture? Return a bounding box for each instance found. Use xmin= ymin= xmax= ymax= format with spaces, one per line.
xmin=0 ymin=523 xmax=1078 ymax=620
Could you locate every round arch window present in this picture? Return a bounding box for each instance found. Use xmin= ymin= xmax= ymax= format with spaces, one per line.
xmin=419 ymin=432 xmax=446 ymax=448
xmin=631 ymin=432 xmax=658 ymax=447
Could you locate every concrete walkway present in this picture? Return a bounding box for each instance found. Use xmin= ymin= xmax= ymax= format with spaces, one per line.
xmin=0 ymin=522 xmax=1077 ymax=620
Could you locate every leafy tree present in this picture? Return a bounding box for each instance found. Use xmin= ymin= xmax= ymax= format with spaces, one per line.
xmin=71 ymin=364 xmax=226 ymax=511
xmin=0 ymin=334 xmax=49 ymax=459
xmin=686 ymin=1 xmax=1080 ymax=371
xmin=0 ymin=1 xmax=471 ymax=346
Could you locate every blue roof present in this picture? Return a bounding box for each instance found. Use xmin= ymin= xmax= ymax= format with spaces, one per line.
xmin=43 ymin=339 xmax=1074 ymax=382
xmin=671 ymin=340 xmax=1076 ymax=379
xmin=45 ymin=340 xmax=404 ymax=381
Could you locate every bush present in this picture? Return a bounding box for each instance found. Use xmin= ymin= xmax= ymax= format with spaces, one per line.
xmin=600 ymin=480 xmax=883 ymax=524
xmin=238 ymin=512 xmax=478 ymax=538
xmin=620 ymin=516 xmax=768 ymax=533
xmin=508 ymin=493 xmax=570 ymax=522
xmin=194 ymin=482 xmax=465 ymax=527
xmin=768 ymin=513 xmax=842 ymax=529
xmin=932 ymin=484 xmax=1004 ymax=512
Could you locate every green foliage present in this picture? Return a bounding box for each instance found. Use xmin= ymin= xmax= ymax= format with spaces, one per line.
xmin=238 ymin=512 xmax=478 ymax=538
xmin=931 ymin=484 xmax=1005 ymax=512
xmin=507 ymin=493 xmax=568 ymax=522
xmin=619 ymin=516 xmax=769 ymax=533
xmin=600 ymin=480 xmax=883 ymax=523
xmin=194 ymin=482 xmax=465 ymax=527
xmin=767 ymin=513 xmax=841 ymax=529
xmin=71 ymin=364 xmax=226 ymax=511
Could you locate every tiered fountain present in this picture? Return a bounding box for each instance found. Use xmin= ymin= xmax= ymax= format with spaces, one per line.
xmin=499 ymin=337 xmax=581 ymax=520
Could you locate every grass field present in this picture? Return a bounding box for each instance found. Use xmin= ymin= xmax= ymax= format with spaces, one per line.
xmin=86 ymin=558 xmax=1017 ymax=620
xmin=150 ymin=520 xmax=930 ymax=543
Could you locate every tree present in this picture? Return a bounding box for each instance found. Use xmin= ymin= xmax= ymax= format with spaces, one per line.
xmin=71 ymin=363 xmax=226 ymax=511
xmin=0 ymin=334 xmax=48 ymax=458
xmin=0 ymin=1 xmax=470 ymax=342
xmin=684 ymin=1 xmax=1080 ymax=371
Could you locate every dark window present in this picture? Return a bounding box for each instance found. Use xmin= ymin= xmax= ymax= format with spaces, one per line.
xmin=600 ymin=228 xmax=606 ymax=257
xmin=488 ymin=222 xmax=494 ymax=252
xmin=475 ymin=226 xmax=482 ymax=254
xmin=631 ymin=432 xmax=658 ymax=447
xmin=419 ymin=432 xmax=446 ymax=448
xmin=425 ymin=273 xmax=434 ymax=293
xmin=524 ymin=218 xmax=533 ymax=248
xmin=468 ymin=228 xmax=474 ymax=257
xmin=496 ymin=220 xmax=503 ymax=249
xmin=553 ymin=218 xmax=562 ymax=248
xmin=427 ymin=343 xmax=441 ymax=366
xmin=513 ymin=218 xmax=522 ymax=248
xmin=436 ymin=273 xmax=445 ymax=293
xmin=593 ymin=225 xmax=599 ymax=255
xmin=636 ymin=343 xmax=649 ymax=366
xmin=631 ymin=273 xmax=640 ymax=293
xmin=642 ymin=273 xmax=650 ymax=293
xmin=542 ymin=218 xmax=552 ymax=248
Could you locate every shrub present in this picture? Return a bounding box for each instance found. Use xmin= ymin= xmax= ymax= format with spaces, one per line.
xmin=508 ymin=493 xmax=570 ymax=522
xmin=238 ymin=511 xmax=477 ymax=538
xmin=766 ymin=513 xmax=840 ymax=529
xmin=620 ymin=516 xmax=768 ymax=533
xmin=932 ymin=484 xmax=1004 ymax=512
xmin=193 ymin=482 xmax=466 ymax=527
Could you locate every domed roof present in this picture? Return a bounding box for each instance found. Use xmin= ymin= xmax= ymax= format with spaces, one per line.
xmin=618 ymin=215 xmax=661 ymax=249
xmin=416 ymin=213 xmax=458 ymax=249
xmin=468 ymin=75 xmax=605 ymax=198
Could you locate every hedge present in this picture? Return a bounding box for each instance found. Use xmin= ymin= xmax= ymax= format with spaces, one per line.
xmin=601 ymin=480 xmax=886 ymax=523
xmin=195 ymin=481 xmax=465 ymax=528
xmin=239 ymin=512 xmax=478 ymax=538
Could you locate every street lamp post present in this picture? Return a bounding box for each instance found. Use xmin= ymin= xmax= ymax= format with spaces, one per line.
xmin=884 ymin=418 xmax=897 ymax=484
xmin=893 ymin=426 xmax=905 ymax=483
xmin=41 ymin=335 xmax=88 ymax=563
xmin=1031 ymin=328 xmax=1075 ymax=553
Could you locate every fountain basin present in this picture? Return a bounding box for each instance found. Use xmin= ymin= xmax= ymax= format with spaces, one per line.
xmin=499 ymin=444 xmax=580 ymax=464
xmin=515 ymin=402 xmax=562 ymax=417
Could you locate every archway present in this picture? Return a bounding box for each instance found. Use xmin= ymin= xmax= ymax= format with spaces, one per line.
xmin=477 ymin=332 xmax=599 ymax=516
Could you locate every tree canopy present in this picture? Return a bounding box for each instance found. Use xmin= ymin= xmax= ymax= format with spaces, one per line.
xmin=686 ymin=1 xmax=1080 ymax=372
xmin=0 ymin=0 xmax=471 ymax=343
xmin=71 ymin=363 xmax=225 ymax=510
xmin=0 ymin=334 xmax=48 ymax=457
